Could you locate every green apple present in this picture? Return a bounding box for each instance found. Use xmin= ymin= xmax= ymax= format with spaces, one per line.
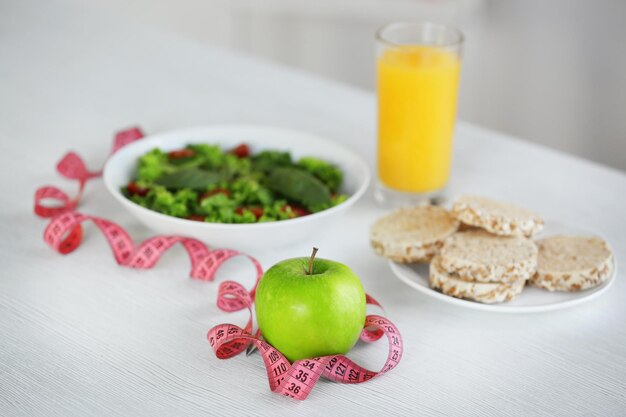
xmin=255 ymin=248 xmax=366 ymax=362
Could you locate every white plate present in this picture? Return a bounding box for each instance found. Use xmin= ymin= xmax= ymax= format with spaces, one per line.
xmin=388 ymin=222 xmax=617 ymax=313
xmin=103 ymin=125 xmax=370 ymax=252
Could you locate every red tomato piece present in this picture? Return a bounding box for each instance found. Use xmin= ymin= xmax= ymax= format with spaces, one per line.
xmin=127 ymin=182 xmax=149 ymax=197
xmin=199 ymin=188 xmax=231 ymax=201
xmin=167 ymin=148 xmax=195 ymax=159
xmin=230 ymin=144 xmax=250 ymax=158
xmin=236 ymin=206 xmax=264 ymax=219
xmin=186 ymin=214 xmax=205 ymax=222
xmin=282 ymin=204 xmax=311 ymax=217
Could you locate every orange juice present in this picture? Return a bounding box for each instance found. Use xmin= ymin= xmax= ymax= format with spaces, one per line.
xmin=377 ymin=45 xmax=461 ymax=192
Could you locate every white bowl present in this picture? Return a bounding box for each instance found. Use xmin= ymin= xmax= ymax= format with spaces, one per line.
xmin=103 ymin=125 xmax=370 ymax=252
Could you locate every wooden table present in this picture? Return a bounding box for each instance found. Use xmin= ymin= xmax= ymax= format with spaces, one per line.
xmin=1 ymin=1 xmax=625 ymax=415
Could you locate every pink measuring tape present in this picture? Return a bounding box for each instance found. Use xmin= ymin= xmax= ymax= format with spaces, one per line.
xmin=34 ymin=127 xmax=403 ymax=400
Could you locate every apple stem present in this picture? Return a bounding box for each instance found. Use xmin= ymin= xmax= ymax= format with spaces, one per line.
xmin=308 ymin=247 xmax=319 ymax=275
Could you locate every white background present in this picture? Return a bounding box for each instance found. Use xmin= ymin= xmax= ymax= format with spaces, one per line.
xmin=81 ymin=0 xmax=626 ymax=171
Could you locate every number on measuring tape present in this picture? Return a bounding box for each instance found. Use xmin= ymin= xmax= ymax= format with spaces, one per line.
xmin=335 ymin=362 xmax=347 ymax=377
xmin=272 ymin=363 xmax=287 ymax=377
xmin=295 ymin=370 xmax=309 ymax=383
xmin=325 ymin=357 xmax=338 ymax=372
xmin=287 ymin=383 xmax=301 ymax=394
xmin=268 ymin=350 xmax=280 ymax=363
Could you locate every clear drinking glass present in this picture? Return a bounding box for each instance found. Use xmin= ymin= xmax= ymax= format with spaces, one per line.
xmin=375 ymin=22 xmax=463 ymax=206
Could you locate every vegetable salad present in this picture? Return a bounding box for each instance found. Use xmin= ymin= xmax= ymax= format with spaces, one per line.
xmin=122 ymin=143 xmax=348 ymax=223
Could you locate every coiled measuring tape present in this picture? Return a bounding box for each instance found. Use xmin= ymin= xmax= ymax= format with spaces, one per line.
xmin=34 ymin=128 xmax=403 ymax=400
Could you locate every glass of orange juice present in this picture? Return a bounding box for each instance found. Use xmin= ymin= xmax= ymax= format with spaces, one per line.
xmin=375 ymin=22 xmax=463 ymax=206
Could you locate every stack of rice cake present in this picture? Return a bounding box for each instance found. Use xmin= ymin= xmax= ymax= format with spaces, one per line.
xmin=371 ymin=195 xmax=614 ymax=304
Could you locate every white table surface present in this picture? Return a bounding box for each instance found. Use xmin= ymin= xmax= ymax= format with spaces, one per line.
xmin=2 ymin=1 xmax=625 ymax=416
